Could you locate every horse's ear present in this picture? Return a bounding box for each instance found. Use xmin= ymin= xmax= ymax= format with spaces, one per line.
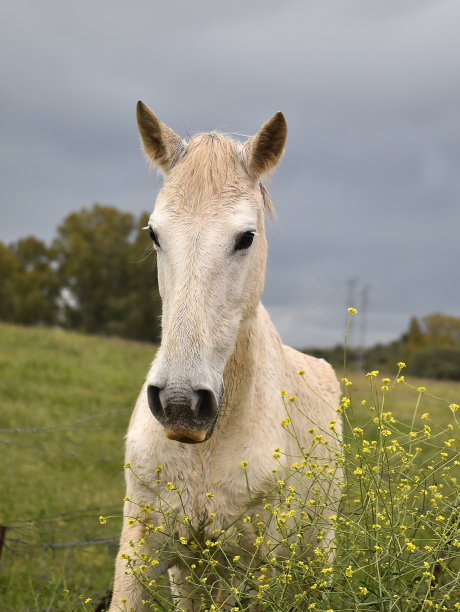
xmin=245 ymin=112 xmax=287 ymax=179
xmin=136 ymin=101 xmax=184 ymax=172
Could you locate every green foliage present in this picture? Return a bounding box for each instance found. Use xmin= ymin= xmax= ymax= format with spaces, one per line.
xmin=423 ymin=314 xmax=460 ymax=346
xmin=0 ymin=204 xmax=161 ymax=342
xmin=407 ymin=347 xmax=460 ymax=381
xmin=0 ymin=242 xmax=22 ymax=320
xmin=0 ymin=237 xmax=58 ymax=325
xmin=404 ymin=314 xmax=460 ymax=381
xmin=54 ymin=204 xmax=160 ymax=341
xmin=404 ymin=316 xmax=427 ymax=361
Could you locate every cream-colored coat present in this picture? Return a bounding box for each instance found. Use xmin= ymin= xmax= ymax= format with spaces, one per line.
xmin=110 ymin=103 xmax=342 ymax=611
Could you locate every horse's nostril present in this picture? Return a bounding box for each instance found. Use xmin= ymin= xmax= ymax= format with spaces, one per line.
xmin=147 ymin=385 xmax=163 ymax=420
xmin=195 ymin=389 xmax=217 ymax=422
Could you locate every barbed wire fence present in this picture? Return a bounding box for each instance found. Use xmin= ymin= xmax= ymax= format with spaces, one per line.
xmin=0 ymin=407 xmax=131 ymax=567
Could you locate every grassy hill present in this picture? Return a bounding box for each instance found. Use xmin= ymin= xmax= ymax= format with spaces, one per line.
xmin=0 ymin=323 xmax=459 ymax=610
xmin=0 ymin=323 xmax=156 ymax=610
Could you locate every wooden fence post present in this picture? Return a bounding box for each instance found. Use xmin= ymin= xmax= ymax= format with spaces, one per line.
xmin=0 ymin=525 xmax=7 ymax=561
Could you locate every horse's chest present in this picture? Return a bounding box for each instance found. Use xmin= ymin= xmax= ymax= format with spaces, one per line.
xmin=161 ymin=454 xmax=273 ymax=536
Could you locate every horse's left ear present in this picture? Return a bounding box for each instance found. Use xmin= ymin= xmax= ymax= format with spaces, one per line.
xmin=245 ymin=112 xmax=287 ymax=179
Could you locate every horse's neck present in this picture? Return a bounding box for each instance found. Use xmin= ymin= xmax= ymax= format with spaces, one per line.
xmin=223 ymin=303 xmax=282 ymax=413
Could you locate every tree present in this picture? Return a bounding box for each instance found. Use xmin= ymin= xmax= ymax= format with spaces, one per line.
xmin=9 ymin=236 xmax=59 ymax=325
xmin=422 ymin=313 xmax=460 ymax=347
xmin=0 ymin=238 xmax=59 ymax=326
xmin=54 ymin=204 xmax=161 ymax=341
xmin=403 ymin=316 xmax=427 ymax=361
xmin=0 ymin=242 xmax=22 ymax=322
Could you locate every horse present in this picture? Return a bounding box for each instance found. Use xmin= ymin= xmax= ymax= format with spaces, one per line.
xmin=109 ymin=101 xmax=342 ymax=611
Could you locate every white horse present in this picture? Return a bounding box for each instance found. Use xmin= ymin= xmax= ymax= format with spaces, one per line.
xmin=110 ymin=101 xmax=342 ymax=611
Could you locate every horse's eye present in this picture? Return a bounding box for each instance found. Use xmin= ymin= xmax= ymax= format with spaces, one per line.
xmin=234 ymin=231 xmax=255 ymax=251
xmin=149 ymin=227 xmax=160 ymax=248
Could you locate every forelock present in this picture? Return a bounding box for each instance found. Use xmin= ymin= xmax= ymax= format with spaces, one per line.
xmin=163 ymin=132 xmax=253 ymax=210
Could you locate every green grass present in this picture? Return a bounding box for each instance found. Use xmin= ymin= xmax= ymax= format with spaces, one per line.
xmin=0 ymin=323 xmax=459 ymax=610
xmin=0 ymin=322 xmax=156 ymax=611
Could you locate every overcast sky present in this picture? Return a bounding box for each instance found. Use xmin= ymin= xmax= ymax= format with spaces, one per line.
xmin=1 ymin=0 xmax=459 ymax=348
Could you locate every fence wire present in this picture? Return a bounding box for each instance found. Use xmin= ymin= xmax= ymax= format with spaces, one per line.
xmin=0 ymin=407 xmax=130 ymax=560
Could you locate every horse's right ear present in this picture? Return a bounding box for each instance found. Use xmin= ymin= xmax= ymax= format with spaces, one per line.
xmin=136 ymin=101 xmax=184 ymax=172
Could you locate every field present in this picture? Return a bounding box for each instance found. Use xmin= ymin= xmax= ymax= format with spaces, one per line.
xmin=0 ymin=323 xmax=153 ymax=610
xmin=0 ymin=323 xmax=459 ymax=610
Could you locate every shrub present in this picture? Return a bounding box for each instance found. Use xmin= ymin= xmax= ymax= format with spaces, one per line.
xmin=407 ymin=347 xmax=460 ymax=381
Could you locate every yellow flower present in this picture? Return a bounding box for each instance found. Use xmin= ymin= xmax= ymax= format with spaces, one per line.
xmin=179 ymin=537 xmax=187 ymax=545
xmin=417 ymin=386 xmax=426 ymax=392
xmin=123 ymin=462 xmax=131 ymax=469
xmin=397 ymin=376 xmax=405 ymax=383
xmin=348 ymin=307 xmax=357 ymax=314
xmin=289 ymin=395 xmax=297 ymax=402
xmin=345 ymin=565 xmax=353 ymax=577
xmin=165 ymin=482 xmax=176 ymax=490
xmin=397 ymin=362 xmax=406 ymax=369
xmin=359 ymin=586 xmax=368 ymax=596
xmin=281 ymin=418 xmax=291 ymax=427
xmin=366 ymin=370 xmax=379 ymax=378
xmin=421 ymin=413 xmax=429 ymax=420
xmin=233 ymin=555 xmax=240 ymax=562
xmin=84 ymin=598 xmax=92 ymax=604
xmin=241 ymin=460 xmax=248 ymax=468
xmin=206 ymin=492 xmax=214 ymax=498
xmin=99 ymin=515 xmax=107 ymax=525
xmin=406 ymin=541 xmax=417 ymax=553
xmin=449 ymin=403 xmax=459 ymax=413
xmin=280 ymin=390 xmax=288 ymax=396
xmin=297 ymin=369 xmax=305 ymax=375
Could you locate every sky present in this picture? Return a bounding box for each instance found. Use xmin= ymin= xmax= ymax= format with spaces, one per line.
xmin=1 ymin=0 xmax=459 ymax=348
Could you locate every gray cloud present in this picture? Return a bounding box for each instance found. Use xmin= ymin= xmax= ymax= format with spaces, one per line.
xmin=1 ymin=0 xmax=460 ymax=347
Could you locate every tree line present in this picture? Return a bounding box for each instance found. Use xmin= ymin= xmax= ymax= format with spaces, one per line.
xmin=0 ymin=204 xmax=161 ymax=342
xmin=305 ymin=313 xmax=460 ymax=380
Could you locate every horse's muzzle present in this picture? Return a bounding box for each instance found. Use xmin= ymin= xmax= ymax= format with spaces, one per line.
xmin=147 ymin=385 xmax=219 ymax=444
